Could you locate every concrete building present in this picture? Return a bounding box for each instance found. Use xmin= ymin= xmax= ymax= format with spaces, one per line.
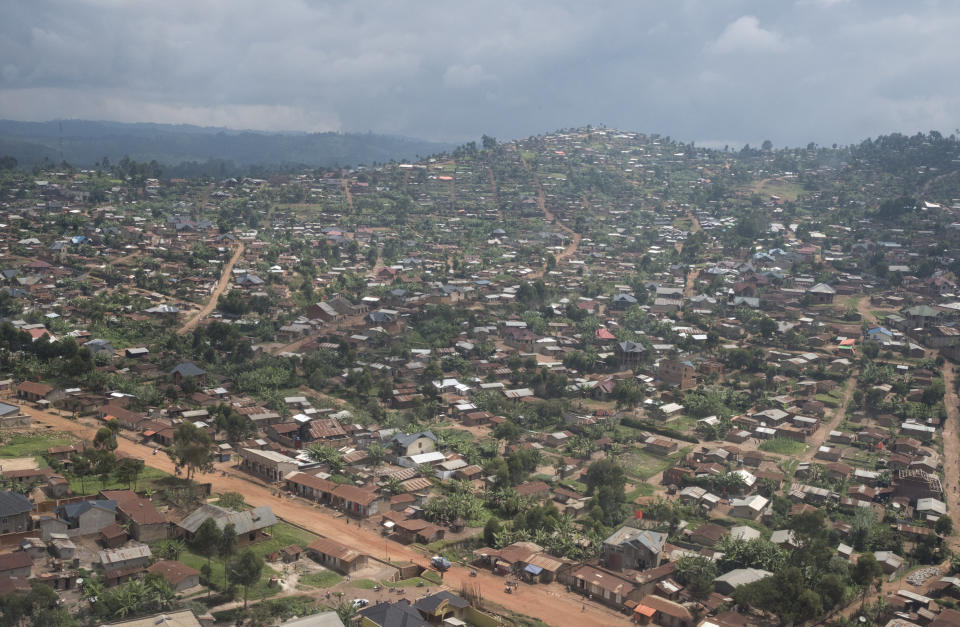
xmin=239 ymin=447 xmax=299 ymax=482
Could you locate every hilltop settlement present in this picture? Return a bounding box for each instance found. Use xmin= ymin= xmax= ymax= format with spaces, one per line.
xmin=0 ymin=130 xmax=960 ymax=626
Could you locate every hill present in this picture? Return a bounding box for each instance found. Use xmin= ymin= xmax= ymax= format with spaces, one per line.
xmin=0 ymin=119 xmax=453 ymax=170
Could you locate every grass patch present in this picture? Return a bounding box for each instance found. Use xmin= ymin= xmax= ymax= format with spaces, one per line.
xmin=626 ymin=483 xmax=656 ymax=500
xmin=180 ymin=552 xmax=280 ymax=600
xmin=758 ymin=438 xmax=808 ymax=456
xmin=264 ymin=521 xmax=319 ymax=548
xmin=622 ymin=446 xmax=692 ymax=480
xmin=182 ymin=521 xmax=318 ymax=599
xmin=747 ymin=178 xmax=804 ymax=202
xmin=349 ymin=579 xmax=378 ymax=590
xmin=559 ymin=479 xmax=587 ymax=493
xmin=68 ymin=465 xmax=169 ymax=496
xmin=0 ymin=433 xmax=76 ymax=457
xmin=815 ymin=394 xmax=840 ymax=408
xmin=298 ymin=571 xmax=342 ymax=588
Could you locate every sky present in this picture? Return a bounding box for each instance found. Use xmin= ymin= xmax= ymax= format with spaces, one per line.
xmin=1 ymin=0 xmax=958 ymax=148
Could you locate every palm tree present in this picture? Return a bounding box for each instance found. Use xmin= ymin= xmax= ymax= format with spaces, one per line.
xmin=367 ymin=443 xmax=386 ymax=480
xmin=156 ymin=538 xmax=186 ymax=560
xmin=383 ymin=477 xmax=405 ymax=495
xmin=553 ymin=458 xmax=567 ymax=480
xmin=335 ymin=599 xmax=359 ymax=626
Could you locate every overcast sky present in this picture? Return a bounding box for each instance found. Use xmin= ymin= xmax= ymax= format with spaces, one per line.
xmin=1 ymin=1 xmax=958 ymax=147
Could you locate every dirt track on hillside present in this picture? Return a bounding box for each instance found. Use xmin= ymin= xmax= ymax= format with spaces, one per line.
xmin=177 ymin=243 xmax=244 ymax=336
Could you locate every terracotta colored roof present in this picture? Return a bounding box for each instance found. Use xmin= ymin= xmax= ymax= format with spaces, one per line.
xmin=99 ymin=490 xmax=166 ymax=525
xmin=307 ymin=537 xmax=364 ymax=563
xmin=287 ymin=472 xmax=338 ymax=494
xmin=16 ymin=381 xmax=53 ymax=396
xmin=146 ymin=559 xmax=200 ymax=585
xmin=0 ymin=552 xmax=31 ymax=572
xmin=332 ymin=484 xmax=381 ymax=505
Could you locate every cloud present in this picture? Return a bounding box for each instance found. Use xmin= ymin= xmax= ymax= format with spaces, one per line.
xmin=710 ymin=16 xmax=787 ymax=54
xmin=0 ymin=2 xmax=958 ymax=147
xmin=443 ymin=64 xmax=496 ymax=88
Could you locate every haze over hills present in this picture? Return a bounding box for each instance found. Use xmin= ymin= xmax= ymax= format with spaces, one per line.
xmin=0 ymin=119 xmax=454 ymax=171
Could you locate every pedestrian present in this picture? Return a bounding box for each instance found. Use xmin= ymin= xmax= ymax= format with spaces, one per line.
xmin=581 ymin=604 xmax=585 ymax=612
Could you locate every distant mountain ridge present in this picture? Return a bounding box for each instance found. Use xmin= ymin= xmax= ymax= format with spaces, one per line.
xmin=0 ymin=119 xmax=453 ymax=169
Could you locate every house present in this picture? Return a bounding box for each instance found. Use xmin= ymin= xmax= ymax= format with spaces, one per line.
xmin=616 ymin=340 xmax=647 ymax=365
xmin=807 ymin=283 xmax=836 ymax=304
xmin=905 ymin=305 xmax=942 ymax=329
xmin=569 ymin=564 xmax=637 ymax=607
xmin=414 ymin=591 xmax=472 ymax=625
xmin=16 ymin=381 xmax=55 ymax=403
xmin=48 ymin=535 xmax=76 ymax=561
xmin=146 ymin=560 xmax=201 ymax=592
xmin=658 ymin=359 xmax=696 ymax=389
xmin=358 ymin=600 xmax=428 ymax=627
xmin=714 ymin=568 xmax=773 ymax=594
xmin=239 ymin=447 xmax=299 ymax=482
xmin=99 ymin=490 xmax=168 ymax=542
xmin=100 ymin=522 xmax=129 ymax=548
xmin=331 ymin=484 xmax=386 ymax=518
xmin=98 ymin=543 xmax=152 ymax=586
xmin=306 ymin=537 xmax=369 ymax=574
xmin=874 ymin=551 xmax=904 ymax=574
xmin=645 ymin=437 xmax=679 ymax=456
xmin=0 ymin=492 xmax=33 ymax=534
xmin=0 ymin=552 xmax=32 ymax=579
xmin=391 ymin=518 xmax=445 ymax=544
xmin=177 ymin=504 xmax=277 ymax=545
xmin=689 ymin=523 xmax=727 ymax=547
xmin=286 ymin=472 xmax=338 ymax=504
xmin=729 ymin=495 xmax=769 ymax=519
xmin=169 ymin=362 xmax=205 ymax=384
xmin=634 ymin=594 xmax=694 ymax=627
xmin=390 ymin=431 xmax=437 ymax=457
xmin=55 ymin=499 xmax=118 ymax=537
xmin=602 ymin=526 xmax=666 ymax=571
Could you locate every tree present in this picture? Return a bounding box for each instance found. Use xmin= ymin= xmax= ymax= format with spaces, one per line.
xmin=367 ymin=443 xmax=386 ymax=479
xmin=675 ymin=555 xmax=717 ymax=601
xmin=93 ymin=426 xmax=118 ymax=451
xmin=154 ymin=538 xmax=186 ymax=561
xmin=852 ymin=552 xmax=883 ymax=609
xmin=166 ymin=422 xmax=215 ymax=480
xmin=217 ymin=492 xmax=246 ymax=511
xmin=191 ymin=517 xmax=221 ymax=594
xmin=228 ymin=549 xmax=263 ymax=609
xmin=70 ymin=452 xmax=92 ymax=495
xmin=335 ymin=599 xmax=359 ymax=625
xmin=484 ymin=517 xmax=501 ymax=546
xmin=219 ymin=523 xmax=237 ymax=591
xmin=114 ymin=457 xmax=144 ymax=490
xmin=936 ymin=514 xmax=953 ymax=537
xmin=0 ymin=582 xmax=77 ymax=627
xmin=584 ymin=458 xmax=628 ymax=526
xmin=306 ymin=443 xmax=343 ymax=473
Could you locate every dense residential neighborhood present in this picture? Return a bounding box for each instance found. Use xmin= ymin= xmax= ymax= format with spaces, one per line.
xmin=1 ymin=128 xmax=960 ymax=626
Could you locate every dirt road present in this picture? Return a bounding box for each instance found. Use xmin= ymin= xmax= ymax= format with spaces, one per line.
xmin=526 ymin=178 xmax=581 ymax=280
xmin=25 ymin=406 xmax=629 ymax=626
xmin=177 ymin=243 xmax=244 ymax=336
xmin=342 ymin=179 xmax=355 ymax=212
xmin=939 ymin=365 xmax=960 ymax=552
xmin=799 ymin=375 xmax=858 ymax=462
xmin=682 ymin=210 xmax=702 ymax=299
